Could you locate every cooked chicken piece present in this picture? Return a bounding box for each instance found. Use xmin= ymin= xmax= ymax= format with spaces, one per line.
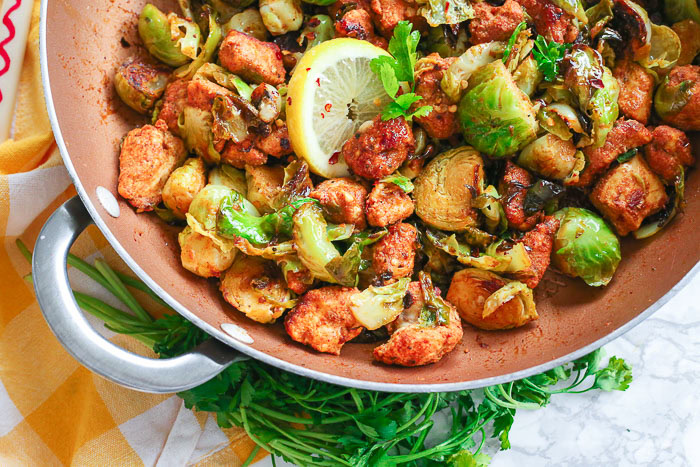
xmin=644 ymin=125 xmax=695 ymax=183
xmin=158 ymin=79 xmax=188 ymax=135
xmin=284 ymin=268 xmax=314 ymax=295
xmin=334 ymin=9 xmax=374 ymax=40
xmin=447 ymin=268 xmax=538 ymax=330
xmin=575 ymin=119 xmax=653 ymax=187
xmin=328 ymin=0 xmax=372 ymax=18
xmin=508 ymin=216 xmax=559 ymax=288
xmin=255 ymin=124 xmax=294 ymax=158
xmin=372 ymin=222 xmax=417 ymax=283
xmin=657 ymin=65 xmax=700 ymax=132
xmin=499 ymin=161 xmax=541 ymax=231
xmin=342 ymin=116 xmax=414 ymax=180
xmin=221 ymin=138 xmax=268 ymax=169
xmin=590 ymin=155 xmax=668 ymax=236
xmin=370 ymin=0 xmax=424 ymax=38
xmin=515 ymin=0 xmax=579 ymax=43
xmin=118 ymin=120 xmax=186 ymax=212
xmin=186 ymin=78 xmax=234 ymax=111
xmin=374 ymin=283 xmax=463 ymax=366
xmin=469 ymin=0 xmax=525 ymax=44
xmin=219 ymin=30 xmax=286 ymax=85
xmin=673 ymin=20 xmax=700 ymax=66
xmin=366 ymin=182 xmax=414 ymax=227
xmin=613 ymin=60 xmax=654 ymax=125
xmin=310 ymin=177 xmax=368 ymax=230
xmin=284 ymin=286 xmax=361 ymax=355
xmin=412 ymin=54 xmax=458 ymax=139
xmin=220 ymin=255 xmax=291 ymax=324
xmin=246 ymin=164 xmax=285 ymax=214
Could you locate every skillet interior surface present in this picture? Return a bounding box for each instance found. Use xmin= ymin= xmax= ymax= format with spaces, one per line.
xmin=42 ymin=0 xmax=700 ymax=390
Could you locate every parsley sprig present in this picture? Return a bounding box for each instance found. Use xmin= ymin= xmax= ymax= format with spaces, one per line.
xmin=17 ymin=239 xmax=633 ymax=466
xmin=532 ymin=35 xmax=571 ymax=82
xmin=370 ymin=21 xmax=433 ymax=121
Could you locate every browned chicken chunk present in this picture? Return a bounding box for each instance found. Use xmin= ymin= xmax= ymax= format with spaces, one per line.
xmin=221 ymin=138 xmax=267 ymax=169
xmin=335 ymin=9 xmax=374 ymax=40
xmin=118 ymin=120 xmax=186 ymax=212
xmin=590 ymin=155 xmax=668 ymax=236
xmin=219 ymin=31 xmax=286 ymax=85
xmin=310 ymin=178 xmax=368 ymax=229
xmin=508 ymin=216 xmax=559 ymax=288
xmin=516 ymin=0 xmax=579 ymax=43
xmin=644 ymin=125 xmax=695 ymax=183
xmin=186 ymin=78 xmax=233 ymax=111
xmin=342 ymin=116 xmax=414 ymax=180
xmin=374 ymin=282 xmax=463 ymax=366
xmin=613 ymin=60 xmax=654 ymax=125
xmin=370 ymin=0 xmax=424 ymax=38
xmin=284 ymin=286 xmax=361 ymax=355
xmin=413 ymin=54 xmax=458 ymax=139
xmin=157 ymin=79 xmax=188 ymax=135
xmin=372 ymin=222 xmax=417 ymax=282
xmin=500 ymin=161 xmax=541 ymax=231
xmin=469 ymin=0 xmax=525 ymax=44
xmin=575 ymin=119 xmax=653 ymax=187
xmin=255 ymin=124 xmax=294 ymax=158
xmin=366 ymin=182 xmax=414 ymax=227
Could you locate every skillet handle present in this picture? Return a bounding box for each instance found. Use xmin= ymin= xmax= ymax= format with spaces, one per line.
xmin=33 ymin=196 xmax=244 ymax=393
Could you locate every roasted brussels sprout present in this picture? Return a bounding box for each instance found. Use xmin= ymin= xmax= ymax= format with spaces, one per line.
xmin=114 ymin=57 xmax=169 ymax=114
xmin=220 ymin=254 xmax=293 ymax=323
xmin=513 ymin=55 xmax=543 ymax=98
xmin=552 ymin=207 xmax=621 ymax=287
xmin=223 ymin=8 xmax=268 ymax=40
xmin=414 ymin=147 xmax=484 ymax=231
xmin=188 ymin=184 xmax=233 ymax=230
xmin=664 ymin=0 xmax=700 ymax=25
xmin=446 ymin=268 xmax=537 ymax=331
xmin=537 ymin=102 xmax=587 ymax=143
xmin=180 ymin=105 xmax=219 ymax=164
xmin=673 ymin=20 xmax=700 ymax=66
xmin=426 ymin=25 xmax=469 ymax=58
xmin=517 ymin=134 xmax=581 ymax=181
xmin=349 ymin=278 xmax=410 ymax=330
xmin=441 ymin=42 xmax=505 ymax=102
xmin=208 ymin=164 xmax=248 ymax=196
xmin=457 ymin=60 xmax=538 ymax=157
xmin=139 ymin=4 xmax=198 ymax=67
xmin=292 ymin=202 xmax=341 ymax=284
xmin=298 ymin=15 xmax=334 ymax=50
xmin=259 ymin=0 xmax=303 ymax=36
xmin=246 ymin=165 xmax=285 ymax=214
xmin=162 ymin=157 xmax=207 ymax=219
xmin=178 ymin=226 xmax=236 ymax=278
xmin=251 ymin=84 xmax=282 ymax=123
xmin=654 ymin=65 xmax=700 ymax=131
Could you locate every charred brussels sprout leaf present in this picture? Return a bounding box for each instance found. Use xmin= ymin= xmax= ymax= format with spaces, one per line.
xmin=457 ymin=60 xmax=538 ymax=158
xmin=139 ymin=4 xmax=193 ymax=67
xmin=418 ymin=271 xmax=451 ymax=326
xmin=441 ymin=41 xmax=505 ymax=103
xmin=379 ymin=173 xmax=414 ymax=193
xmin=664 ymin=0 xmax=700 ymax=24
xmin=326 ymin=229 xmax=387 ymax=286
xmin=114 ymin=58 xmax=169 ymax=114
xmin=426 ymin=25 xmax=468 ymax=58
xmin=350 ymin=278 xmax=410 ymax=330
xmin=654 ymin=77 xmax=694 ymax=120
xmin=553 ymin=207 xmax=621 ymax=287
xmin=298 ymin=15 xmax=334 ymax=50
xmin=523 ymin=180 xmax=565 ymax=216
xmin=417 ymin=0 xmax=475 ymax=27
xmin=502 ymin=22 xmax=528 ymax=65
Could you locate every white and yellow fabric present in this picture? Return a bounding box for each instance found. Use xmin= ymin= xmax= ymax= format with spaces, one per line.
xmin=0 ymin=1 xmax=262 ymax=464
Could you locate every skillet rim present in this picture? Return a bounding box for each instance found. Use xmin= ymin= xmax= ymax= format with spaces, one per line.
xmin=38 ymin=0 xmax=700 ymax=392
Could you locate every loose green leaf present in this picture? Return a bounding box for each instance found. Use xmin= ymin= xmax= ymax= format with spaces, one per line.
xmin=379 ymin=173 xmax=414 ymax=193
xmin=616 ymin=148 xmax=638 ymax=164
xmin=503 ymin=21 xmax=528 ymax=64
xmin=532 ymin=35 xmax=571 ymax=82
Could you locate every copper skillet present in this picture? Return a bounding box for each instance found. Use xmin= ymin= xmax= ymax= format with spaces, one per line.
xmin=34 ymin=0 xmax=700 ymax=393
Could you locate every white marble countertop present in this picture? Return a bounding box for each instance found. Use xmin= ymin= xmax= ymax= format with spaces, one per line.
xmin=256 ymin=270 xmax=700 ymax=467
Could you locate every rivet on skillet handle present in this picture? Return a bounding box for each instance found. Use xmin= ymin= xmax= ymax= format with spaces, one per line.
xmin=32 ymin=196 xmax=246 ymax=393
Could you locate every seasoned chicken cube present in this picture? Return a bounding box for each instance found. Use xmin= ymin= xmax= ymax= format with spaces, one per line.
xmin=342 ymin=116 xmax=414 ymax=180
xmin=158 ymin=79 xmax=188 ymax=135
xmin=613 ymin=60 xmax=654 ymax=125
xmin=412 ymin=54 xmax=458 ymax=139
xmin=186 ymin=78 xmax=234 ymax=111
xmin=374 ymin=282 xmax=463 ymax=366
xmin=221 ymin=138 xmax=267 ymax=169
xmin=118 ymin=120 xmax=186 ymax=212
xmin=328 ymin=0 xmax=371 ymax=18
xmin=255 ymin=123 xmax=294 ymax=158
xmin=219 ymin=30 xmax=286 ymax=85
xmin=370 ymin=0 xmax=423 ymax=38
xmin=508 ymin=216 xmax=560 ymax=288
xmin=335 ymin=9 xmax=374 ymax=40
xmin=284 ymin=286 xmax=362 ymax=355
xmin=499 ymin=161 xmax=541 ymax=231
xmin=469 ymin=0 xmax=525 ymax=44
xmin=575 ymin=119 xmax=653 ymax=187
xmin=590 ymin=155 xmax=668 ymax=236
xmin=366 ymin=182 xmax=414 ymax=227
xmin=372 ymin=222 xmax=417 ymax=283
xmin=516 ymin=0 xmax=579 ymax=43
xmin=644 ymin=125 xmax=695 ymax=183
xmin=310 ymin=178 xmax=368 ymax=230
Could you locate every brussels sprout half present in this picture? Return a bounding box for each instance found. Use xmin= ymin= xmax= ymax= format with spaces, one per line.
xmin=114 ymin=58 xmax=169 ymax=114
xmin=457 ymin=60 xmax=538 ymax=158
xmin=349 ymin=278 xmax=411 ymax=330
xmin=552 ymin=207 xmax=621 ymax=287
xmin=139 ymin=4 xmax=196 ymax=67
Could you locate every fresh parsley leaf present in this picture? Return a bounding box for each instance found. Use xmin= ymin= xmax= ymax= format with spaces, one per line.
xmin=388 ymin=21 xmax=420 ymax=84
xmin=378 ymin=61 xmax=399 ymax=98
xmin=503 ymin=21 xmax=528 ymax=64
xmin=592 ymin=356 xmax=633 ymax=391
xmin=532 ymin=35 xmax=571 ymax=82
xmin=379 ymin=173 xmax=415 ymax=193
xmin=617 ymin=148 xmax=638 ymax=164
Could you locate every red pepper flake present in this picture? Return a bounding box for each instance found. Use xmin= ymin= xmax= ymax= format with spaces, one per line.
xmin=324 ymin=103 xmax=332 ymax=112
xmin=275 ymin=50 xmax=283 ymax=60
xmin=287 ymin=96 xmax=292 ymax=106
xmin=306 ymin=67 xmax=311 ymax=71
xmin=445 ymin=1 xmax=450 ymax=14
xmin=329 ymin=151 xmax=340 ymax=165
xmin=316 ymin=77 xmax=321 ymax=87
xmin=321 ymin=113 xmax=325 ymax=119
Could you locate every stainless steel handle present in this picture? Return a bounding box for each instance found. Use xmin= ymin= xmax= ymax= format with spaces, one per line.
xmin=33 ymin=196 xmax=243 ymax=393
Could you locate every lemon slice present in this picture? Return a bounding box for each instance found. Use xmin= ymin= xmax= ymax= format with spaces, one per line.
xmin=286 ymin=38 xmax=392 ymax=178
